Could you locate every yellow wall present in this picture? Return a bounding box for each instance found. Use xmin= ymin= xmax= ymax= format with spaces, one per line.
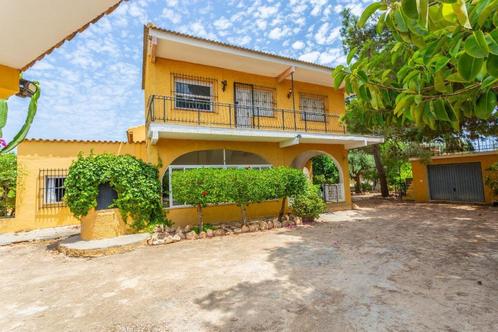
xmin=410 ymin=152 xmax=497 ymax=204
xmin=144 ymin=58 xmax=346 ymax=133
xmin=152 ymin=139 xmax=352 ymax=226
xmin=0 ymin=140 xmax=146 ymax=233
xmin=126 ymin=125 xmax=146 ymax=143
xmin=0 ymin=65 xmax=19 ymax=99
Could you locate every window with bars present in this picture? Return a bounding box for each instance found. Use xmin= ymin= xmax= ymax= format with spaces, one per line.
xmin=234 ymin=83 xmax=276 ymax=117
xmin=39 ymin=169 xmax=68 ymax=208
xmin=299 ymin=94 xmax=326 ymax=122
xmin=172 ymin=74 xmax=216 ymax=112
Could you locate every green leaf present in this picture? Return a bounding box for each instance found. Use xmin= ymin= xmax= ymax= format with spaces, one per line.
xmin=494 ymin=12 xmax=498 ymax=26
xmin=358 ymin=2 xmax=384 ymax=28
xmin=475 ymin=90 xmax=497 ymax=119
xmin=464 ymin=31 xmax=489 ymax=58
xmin=347 ymin=47 xmax=357 ymax=65
xmin=402 ymin=0 xmax=419 ymax=20
xmin=487 ymin=53 xmax=498 ymax=77
xmin=486 ymin=33 xmax=498 ymax=55
xmin=478 ymin=0 xmax=498 ymax=26
xmin=333 ymin=66 xmax=346 ymax=89
xmin=432 ymin=99 xmax=451 ymax=121
xmin=418 ymin=0 xmax=429 ymax=28
xmin=481 ymin=75 xmax=498 ymax=89
xmin=452 ymin=0 xmax=472 ymax=29
xmin=457 ymin=53 xmax=484 ymax=81
xmin=394 ymin=10 xmax=409 ymax=32
xmin=434 ymin=70 xmax=447 ymax=92
xmin=0 ymin=100 xmax=7 ymax=137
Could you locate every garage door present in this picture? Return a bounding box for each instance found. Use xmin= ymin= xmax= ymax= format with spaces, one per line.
xmin=428 ymin=163 xmax=485 ymax=202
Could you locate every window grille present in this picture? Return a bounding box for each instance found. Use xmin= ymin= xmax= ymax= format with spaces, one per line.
xmin=39 ymin=169 xmax=68 ymax=209
xmin=234 ymin=83 xmax=276 ymax=118
xmin=171 ymin=73 xmax=217 ymax=112
xmin=299 ymin=94 xmax=326 ymax=122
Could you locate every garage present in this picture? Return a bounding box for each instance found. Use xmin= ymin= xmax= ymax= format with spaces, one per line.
xmin=428 ymin=162 xmax=485 ymax=202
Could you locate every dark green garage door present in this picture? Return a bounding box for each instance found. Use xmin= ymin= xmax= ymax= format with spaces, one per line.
xmin=428 ymin=162 xmax=485 ymax=202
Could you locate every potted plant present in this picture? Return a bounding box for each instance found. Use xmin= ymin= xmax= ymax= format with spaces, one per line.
xmin=291 ymin=183 xmax=326 ymax=223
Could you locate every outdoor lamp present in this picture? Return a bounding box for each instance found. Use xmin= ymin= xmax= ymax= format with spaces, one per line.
xmin=221 ymin=80 xmax=227 ymax=92
xmin=17 ymin=79 xmax=38 ymax=98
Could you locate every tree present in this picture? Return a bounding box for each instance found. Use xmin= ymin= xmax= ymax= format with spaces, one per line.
xmin=348 ymin=150 xmax=375 ymax=193
xmin=0 ymin=82 xmax=41 ymax=154
xmin=334 ymin=0 xmax=498 ymax=130
xmin=266 ymin=167 xmax=307 ymax=222
xmin=0 ymin=153 xmax=17 ymax=216
xmin=311 ymin=155 xmax=340 ymax=185
xmin=172 ymin=168 xmax=226 ymax=232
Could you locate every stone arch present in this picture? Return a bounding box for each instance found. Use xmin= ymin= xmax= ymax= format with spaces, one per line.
xmin=291 ymin=150 xmax=344 ymax=184
xmin=291 ymin=150 xmax=346 ymax=202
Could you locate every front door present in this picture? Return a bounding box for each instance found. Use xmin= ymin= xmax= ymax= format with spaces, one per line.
xmin=234 ymin=83 xmax=253 ymax=128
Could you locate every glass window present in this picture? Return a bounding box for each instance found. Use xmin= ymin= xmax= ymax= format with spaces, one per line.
xmin=174 ymin=78 xmax=213 ymax=111
xmin=300 ymin=95 xmax=326 ymax=122
xmin=253 ymin=89 xmax=274 ymax=117
xmin=45 ymin=176 xmax=65 ymax=204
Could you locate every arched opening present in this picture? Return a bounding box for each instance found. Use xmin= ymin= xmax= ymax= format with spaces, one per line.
xmin=162 ymin=149 xmax=271 ymax=207
xmin=291 ymin=150 xmax=345 ymax=203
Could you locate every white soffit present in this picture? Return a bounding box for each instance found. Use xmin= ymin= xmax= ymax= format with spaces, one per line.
xmin=0 ymin=0 xmax=122 ymax=70
xmin=148 ymin=124 xmax=384 ymax=149
xmin=149 ymin=28 xmax=335 ymax=87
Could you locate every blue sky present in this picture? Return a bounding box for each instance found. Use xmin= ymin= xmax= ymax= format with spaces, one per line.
xmin=4 ymin=0 xmax=369 ymax=142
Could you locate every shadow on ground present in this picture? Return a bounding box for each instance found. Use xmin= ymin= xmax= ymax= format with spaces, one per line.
xmin=195 ymin=199 xmax=498 ymax=331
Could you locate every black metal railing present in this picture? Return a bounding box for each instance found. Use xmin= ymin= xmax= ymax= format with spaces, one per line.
xmin=421 ymin=138 xmax=498 ymax=156
xmin=146 ymin=95 xmax=346 ymax=134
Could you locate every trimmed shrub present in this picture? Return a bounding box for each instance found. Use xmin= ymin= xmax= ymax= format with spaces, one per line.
xmin=171 ymin=168 xmax=228 ymax=231
xmin=265 ymin=167 xmax=307 ymax=221
xmin=291 ymin=183 xmax=326 ymax=222
xmin=65 ymin=153 xmax=168 ymax=231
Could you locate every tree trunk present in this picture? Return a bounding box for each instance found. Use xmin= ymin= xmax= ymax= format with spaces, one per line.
xmin=372 ymin=144 xmax=389 ymax=197
xmin=278 ymin=197 xmax=287 ymax=221
xmin=241 ymin=204 xmax=248 ymax=225
xmin=354 ymin=174 xmax=362 ymax=193
xmin=197 ymin=204 xmax=203 ymax=233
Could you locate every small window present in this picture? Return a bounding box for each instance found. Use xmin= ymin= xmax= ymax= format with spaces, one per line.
xmin=300 ymin=94 xmax=326 ymax=122
xmin=174 ymin=77 xmax=213 ymax=111
xmin=45 ymin=176 xmax=66 ymax=204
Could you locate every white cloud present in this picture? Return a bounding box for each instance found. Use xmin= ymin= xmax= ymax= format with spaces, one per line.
xmin=269 ymin=27 xmax=289 ymax=40
xmin=315 ymin=23 xmax=341 ymax=45
xmin=214 ymin=17 xmax=231 ymax=30
xmin=292 ymin=41 xmax=305 ymax=50
xmin=258 ymin=6 xmax=278 ymax=18
xmin=299 ymin=51 xmax=321 ymax=63
xmin=162 ymin=8 xmax=181 ymax=24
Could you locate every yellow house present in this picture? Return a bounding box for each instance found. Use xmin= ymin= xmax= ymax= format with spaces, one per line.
xmin=0 ymin=24 xmax=383 ymax=233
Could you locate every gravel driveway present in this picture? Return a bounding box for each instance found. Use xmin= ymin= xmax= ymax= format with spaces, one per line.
xmin=1 ymin=198 xmax=497 ymax=331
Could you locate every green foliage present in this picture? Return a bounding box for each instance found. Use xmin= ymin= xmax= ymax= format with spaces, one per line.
xmin=1 ymin=82 xmax=41 ymax=154
xmin=171 ymin=167 xmax=307 ymax=226
xmin=0 ymin=153 xmax=17 ymax=216
xmin=64 ymin=153 xmax=167 ymax=231
xmin=191 ymin=224 xmax=214 ymax=234
xmin=348 ymin=150 xmax=376 ymax=189
xmin=311 ymin=155 xmax=340 ymax=184
xmin=334 ymin=0 xmax=498 ymax=131
xmin=291 ymin=183 xmax=326 ymax=221
xmin=485 ymin=162 xmax=498 ymax=197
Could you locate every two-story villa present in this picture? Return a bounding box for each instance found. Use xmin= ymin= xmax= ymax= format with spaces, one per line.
xmin=0 ymin=24 xmax=383 ymax=233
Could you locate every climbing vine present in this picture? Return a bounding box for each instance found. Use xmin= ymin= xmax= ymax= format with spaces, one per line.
xmin=64 ymin=153 xmax=169 ymax=230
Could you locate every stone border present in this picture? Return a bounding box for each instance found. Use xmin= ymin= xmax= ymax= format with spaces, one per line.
xmin=149 ymin=214 xmax=303 ymax=246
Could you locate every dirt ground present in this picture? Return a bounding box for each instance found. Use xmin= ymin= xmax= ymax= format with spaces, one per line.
xmin=1 ymin=198 xmax=497 ymax=332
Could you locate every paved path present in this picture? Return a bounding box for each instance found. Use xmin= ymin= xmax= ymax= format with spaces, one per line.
xmin=0 ymin=225 xmax=79 ymax=246
xmin=0 ymin=199 xmax=497 ymax=331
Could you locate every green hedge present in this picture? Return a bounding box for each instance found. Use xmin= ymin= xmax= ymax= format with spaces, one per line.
xmin=171 ymin=167 xmax=307 ymax=229
xmin=65 ymin=153 xmax=169 ymax=231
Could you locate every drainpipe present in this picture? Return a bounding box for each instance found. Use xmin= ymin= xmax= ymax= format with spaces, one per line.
xmin=291 ymin=72 xmax=296 ymax=131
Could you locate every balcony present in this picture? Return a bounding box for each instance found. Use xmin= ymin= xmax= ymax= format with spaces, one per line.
xmin=146 ymin=95 xmax=345 ymax=134
xmin=146 ymin=95 xmax=383 ymax=148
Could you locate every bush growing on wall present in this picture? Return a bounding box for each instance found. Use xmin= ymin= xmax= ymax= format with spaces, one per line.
xmin=171 ymin=167 xmax=307 ymax=227
xmin=65 ymin=153 xmax=168 ymax=231
xmin=0 ymin=153 xmax=17 ymax=217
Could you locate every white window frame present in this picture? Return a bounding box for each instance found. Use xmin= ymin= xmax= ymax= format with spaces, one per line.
xmin=44 ymin=176 xmax=66 ymax=204
xmin=174 ymin=77 xmax=214 ymax=112
xmin=166 ymin=164 xmax=272 ymax=208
